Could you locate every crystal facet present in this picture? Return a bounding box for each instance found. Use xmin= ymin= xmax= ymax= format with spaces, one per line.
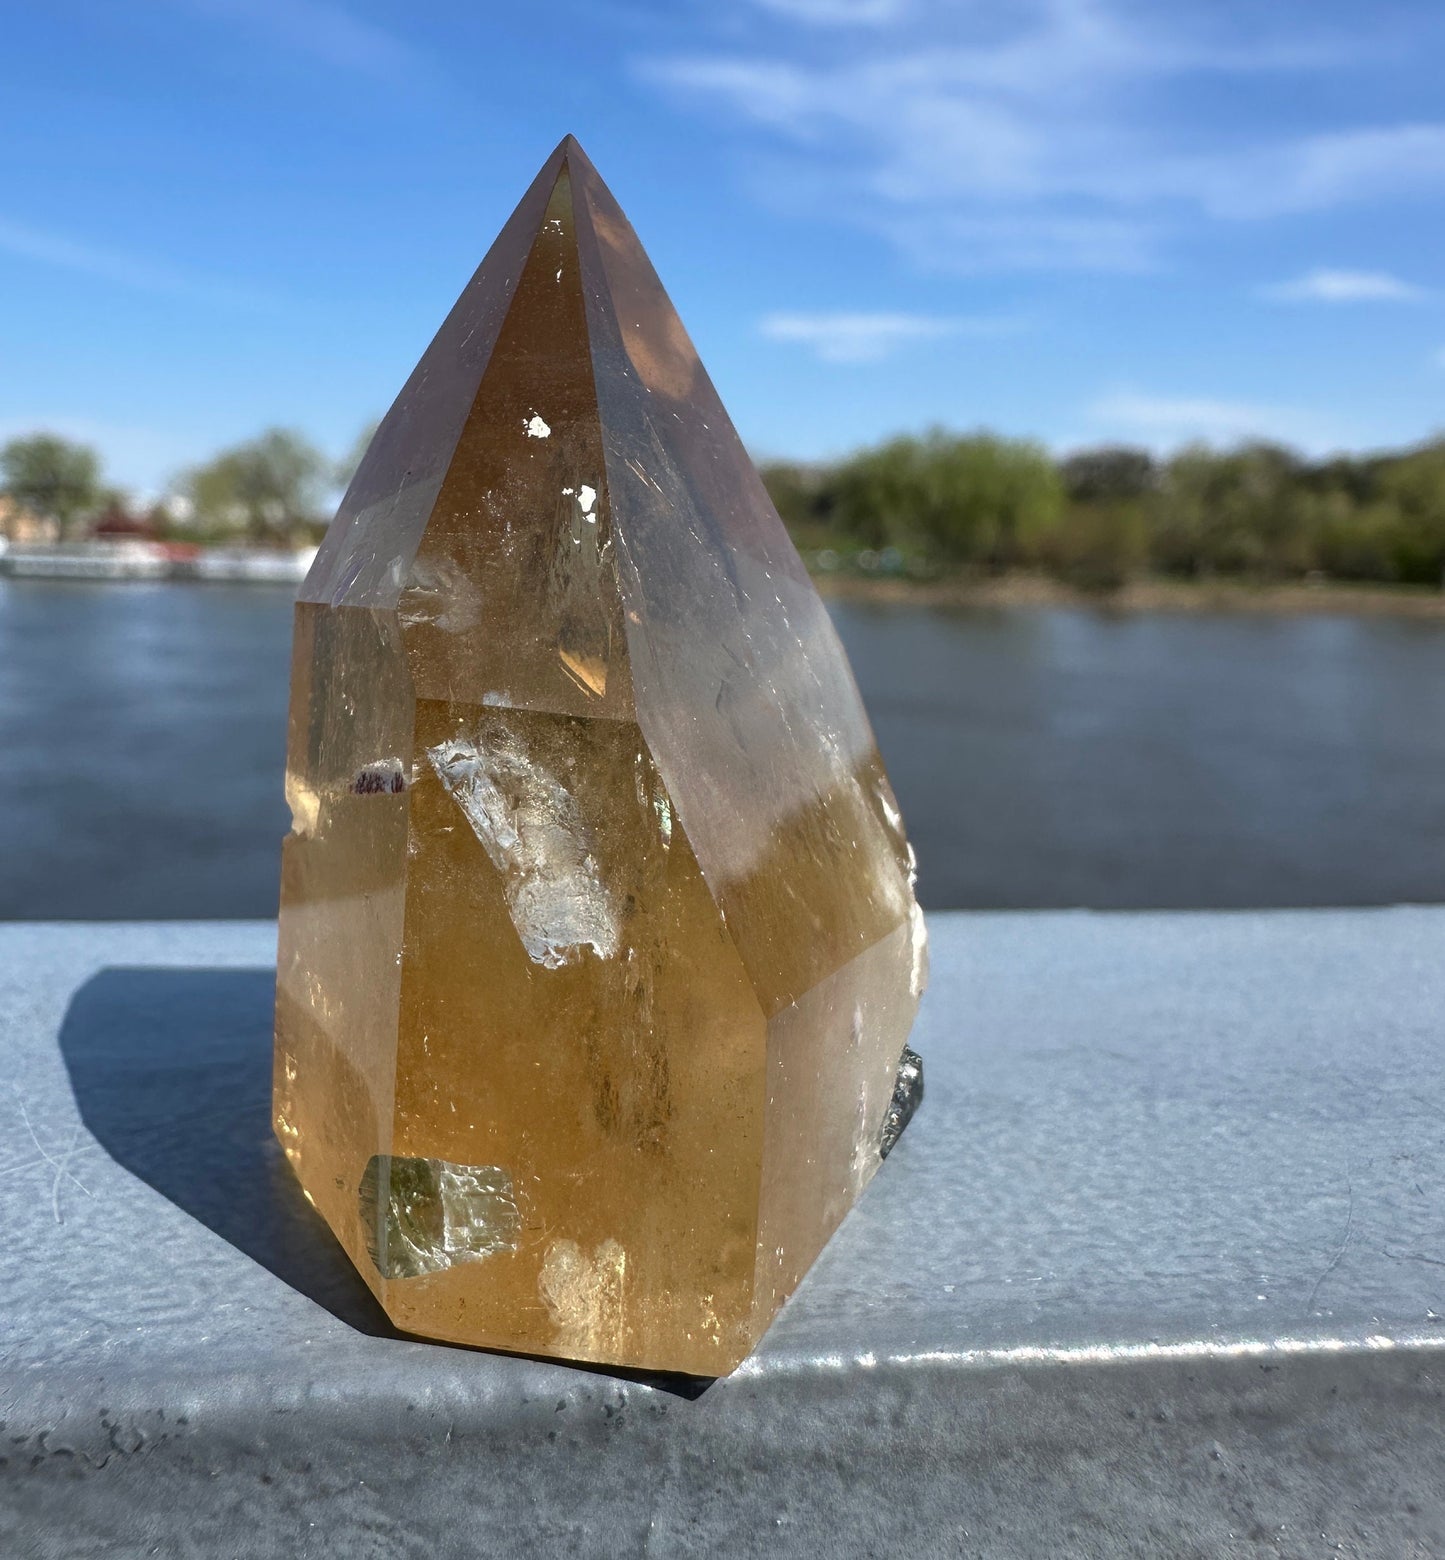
xmin=273 ymin=136 xmax=927 ymax=1375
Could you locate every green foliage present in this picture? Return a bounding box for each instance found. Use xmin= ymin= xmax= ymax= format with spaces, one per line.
xmin=0 ymin=433 xmax=103 ymax=538
xmin=1052 ymin=447 xmax=1157 ymax=588
xmin=1315 ymin=497 xmax=1404 ymax=582
xmin=1047 ymin=501 xmax=1151 ymax=591
xmin=1375 ymin=439 xmax=1445 ymax=584
xmin=758 ymin=460 xmax=832 ymax=540
xmin=183 ymin=428 xmax=329 ymax=543
xmin=765 ymin=426 xmax=1445 ymax=591
xmin=827 ymin=435 xmax=926 ymax=549
xmin=1153 ymin=442 xmax=1312 ymax=577
xmin=827 ymin=430 xmax=1064 ymax=564
xmin=9 ymin=414 xmax=1445 ymax=586
xmin=334 ymin=418 xmax=380 ymax=491
xmin=1060 ymin=446 xmax=1157 ymax=505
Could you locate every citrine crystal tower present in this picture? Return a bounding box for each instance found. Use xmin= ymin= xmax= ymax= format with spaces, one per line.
xmin=274 ymin=136 xmax=927 ymax=1375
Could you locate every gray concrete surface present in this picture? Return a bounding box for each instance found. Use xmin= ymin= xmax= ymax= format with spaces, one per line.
xmin=2 ymin=910 xmax=1444 ymax=1557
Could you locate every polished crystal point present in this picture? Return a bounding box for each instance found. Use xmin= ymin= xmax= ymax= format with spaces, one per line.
xmin=274 ymin=135 xmax=927 ymax=1374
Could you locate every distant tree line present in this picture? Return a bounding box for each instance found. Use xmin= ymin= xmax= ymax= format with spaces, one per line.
xmin=761 ymin=431 xmax=1445 ymax=590
xmin=0 ymin=425 xmax=375 ymax=545
xmin=8 ymin=421 xmax=1445 ymax=589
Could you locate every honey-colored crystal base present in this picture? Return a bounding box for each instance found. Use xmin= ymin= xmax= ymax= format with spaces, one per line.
xmin=274 ymin=136 xmax=926 ymax=1376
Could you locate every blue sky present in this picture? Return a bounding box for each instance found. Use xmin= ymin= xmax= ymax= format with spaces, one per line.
xmin=3 ymin=0 xmax=1444 ymax=495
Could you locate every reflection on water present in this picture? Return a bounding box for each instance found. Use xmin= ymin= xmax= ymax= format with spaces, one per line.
xmin=3 ymin=580 xmax=1444 ymax=916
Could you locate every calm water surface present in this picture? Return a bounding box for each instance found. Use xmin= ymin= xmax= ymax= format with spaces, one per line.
xmin=3 ymin=579 xmax=1444 ymax=917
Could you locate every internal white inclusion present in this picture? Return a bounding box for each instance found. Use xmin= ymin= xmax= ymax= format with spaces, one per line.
xmin=427 ymin=730 xmax=617 ymax=967
xmin=398 ymin=556 xmax=481 ymax=633
xmin=524 ymin=414 xmax=552 ymax=439
xmin=907 ymin=900 xmax=929 ymax=1000
xmin=877 ymin=786 xmax=903 ymax=833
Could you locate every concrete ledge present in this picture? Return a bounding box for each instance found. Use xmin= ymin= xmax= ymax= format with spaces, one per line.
xmin=3 ymin=911 xmax=1444 ymax=1556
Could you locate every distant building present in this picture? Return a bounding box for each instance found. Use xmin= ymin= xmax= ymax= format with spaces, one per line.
xmin=91 ymin=503 xmax=155 ymax=540
xmin=0 ymin=496 xmax=60 ymax=545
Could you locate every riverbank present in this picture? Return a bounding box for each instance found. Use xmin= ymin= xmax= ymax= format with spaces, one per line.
xmin=0 ymin=539 xmax=315 ymax=584
xmin=815 ymin=571 xmax=1445 ymax=618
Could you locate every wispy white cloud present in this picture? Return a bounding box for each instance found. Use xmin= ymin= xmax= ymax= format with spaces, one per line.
xmin=1173 ymin=124 xmax=1445 ymax=219
xmin=642 ymin=0 xmax=1442 ymax=273
xmin=748 ymin=0 xmax=905 ymax=24
xmin=885 ymin=211 xmax=1157 ymax=275
xmin=1261 ymin=268 xmax=1429 ymax=303
xmin=171 ymin=0 xmax=422 ymax=82
xmin=1087 ymin=388 xmax=1334 ymax=451
xmin=759 ymin=310 xmax=1022 ymax=362
xmin=0 ymin=216 xmax=269 ymax=309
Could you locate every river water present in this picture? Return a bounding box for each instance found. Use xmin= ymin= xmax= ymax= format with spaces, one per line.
xmin=3 ymin=579 xmax=1443 ymax=918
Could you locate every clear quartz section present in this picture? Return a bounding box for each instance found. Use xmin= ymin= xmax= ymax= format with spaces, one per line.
xmin=274 ymin=135 xmax=926 ymax=1375
xmin=359 ymin=1155 xmax=522 ymax=1280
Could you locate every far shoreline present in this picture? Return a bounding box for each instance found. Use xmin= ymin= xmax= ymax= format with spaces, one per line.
xmin=815 ymin=571 xmax=1445 ymax=620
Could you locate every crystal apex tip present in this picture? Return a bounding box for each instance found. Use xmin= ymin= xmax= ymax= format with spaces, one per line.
xmin=551 ymin=132 xmax=593 ymax=167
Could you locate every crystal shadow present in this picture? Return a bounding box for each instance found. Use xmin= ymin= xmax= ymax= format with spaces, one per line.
xmin=55 ymin=966 xmax=717 ymax=1398
xmin=58 ymin=966 xmax=402 ymax=1339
